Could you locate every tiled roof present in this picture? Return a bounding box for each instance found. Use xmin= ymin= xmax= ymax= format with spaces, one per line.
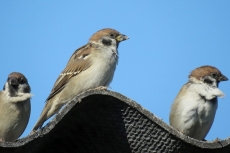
xmin=0 ymin=90 xmax=230 ymax=153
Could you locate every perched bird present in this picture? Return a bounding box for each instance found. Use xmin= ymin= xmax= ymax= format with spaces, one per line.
xmin=169 ymin=66 xmax=228 ymax=140
xmin=0 ymin=72 xmax=32 ymax=142
xmin=32 ymin=28 xmax=128 ymax=131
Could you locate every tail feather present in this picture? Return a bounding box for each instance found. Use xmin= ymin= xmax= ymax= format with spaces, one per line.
xmin=30 ymin=100 xmax=63 ymax=133
xmin=30 ymin=102 xmax=52 ymax=133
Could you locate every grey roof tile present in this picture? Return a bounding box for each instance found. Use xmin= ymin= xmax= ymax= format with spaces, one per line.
xmin=0 ymin=90 xmax=230 ymax=153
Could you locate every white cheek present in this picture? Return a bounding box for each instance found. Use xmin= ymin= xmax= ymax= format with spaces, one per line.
xmin=3 ymin=83 xmax=10 ymax=93
xmin=211 ymin=81 xmax=217 ymax=87
xmin=17 ymin=84 xmax=29 ymax=93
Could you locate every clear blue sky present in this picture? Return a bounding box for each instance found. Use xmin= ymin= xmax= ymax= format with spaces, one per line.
xmin=0 ymin=1 xmax=229 ymax=141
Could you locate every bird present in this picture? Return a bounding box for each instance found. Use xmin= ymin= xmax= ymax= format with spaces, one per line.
xmin=0 ymin=72 xmax=32 ymax=142
xmin=31 ymin=28 xmax=129 ymax=132
xmin=169 ymin=65 xmax=228 ymax=140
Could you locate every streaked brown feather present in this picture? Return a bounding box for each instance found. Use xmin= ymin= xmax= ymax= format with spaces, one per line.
xmin=46 ymin=44 xmax=93 ymax=101
xmin=67 ymin=44 xmax=88 ymax=64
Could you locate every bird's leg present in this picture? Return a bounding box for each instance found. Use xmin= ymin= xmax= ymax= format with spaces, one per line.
xmin=213 ymin=138 xmax=220 ymax=143
xmin=77 ymin=86 xmax=108 ymax=102
xmin=86 ymin=86 xmax=108 ymax=92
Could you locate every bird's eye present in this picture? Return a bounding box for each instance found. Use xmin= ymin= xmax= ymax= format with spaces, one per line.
xmin=20 ymin=78 xmax=25 ymax=84
xmin=211 ymin=73 xmax=216 ymax=78
xmin=110 ymin=33 xmax=114 ymax=37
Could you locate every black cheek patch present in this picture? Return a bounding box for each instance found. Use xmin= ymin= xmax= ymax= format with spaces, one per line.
xmin=204 ymin=78 xmax=213 ymax=85
xmin=102 ymin=38 xmax=112 ymax=46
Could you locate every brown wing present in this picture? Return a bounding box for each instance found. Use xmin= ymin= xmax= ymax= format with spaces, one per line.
xmin=66 ymin=44 xmax=88 ymax=64
xmin=46 ymin=44 xmax=92 ymax=102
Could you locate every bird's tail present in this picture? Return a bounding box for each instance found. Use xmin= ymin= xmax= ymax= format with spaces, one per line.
xmin=30 ymin=99 xmax=64 ymax=134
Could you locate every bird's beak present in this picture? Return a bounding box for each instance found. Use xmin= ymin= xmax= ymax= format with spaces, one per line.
xmin=220 ymin=75 xmax=228 ymax=81
xmin=9 ymin=77 xmax=19 ymax=86
xmin=116 ymin=34 xmax=129 ymax=42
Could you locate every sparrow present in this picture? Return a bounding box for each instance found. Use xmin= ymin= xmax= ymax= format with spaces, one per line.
xmin=169 ymin=65 xmax=228 ymax=140
xmin=32 ymin=28 xmax=128 ymax=132
xmin=0 ymin=72 xmax=32 ymax=142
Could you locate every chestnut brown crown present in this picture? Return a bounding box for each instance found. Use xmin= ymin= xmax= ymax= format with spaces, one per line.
xmin=189 ymin=65 xmax=228 ymax=82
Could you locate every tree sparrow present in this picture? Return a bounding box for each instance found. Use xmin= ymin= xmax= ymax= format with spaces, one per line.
xmin=31 ymin=28 xmax=128 ymax=131
xmin=169 ymin=65 xmax=228 ymax=140
xmin=0 ymin=72 xmax=32 ymax=142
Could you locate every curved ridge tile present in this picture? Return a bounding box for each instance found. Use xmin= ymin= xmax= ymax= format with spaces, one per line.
xmin=0 ymin=89 xmax=230 ymax=153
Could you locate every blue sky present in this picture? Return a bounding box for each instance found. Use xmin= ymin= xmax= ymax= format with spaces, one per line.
xmin=0 ymin=1 xmax=230 ymax=141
